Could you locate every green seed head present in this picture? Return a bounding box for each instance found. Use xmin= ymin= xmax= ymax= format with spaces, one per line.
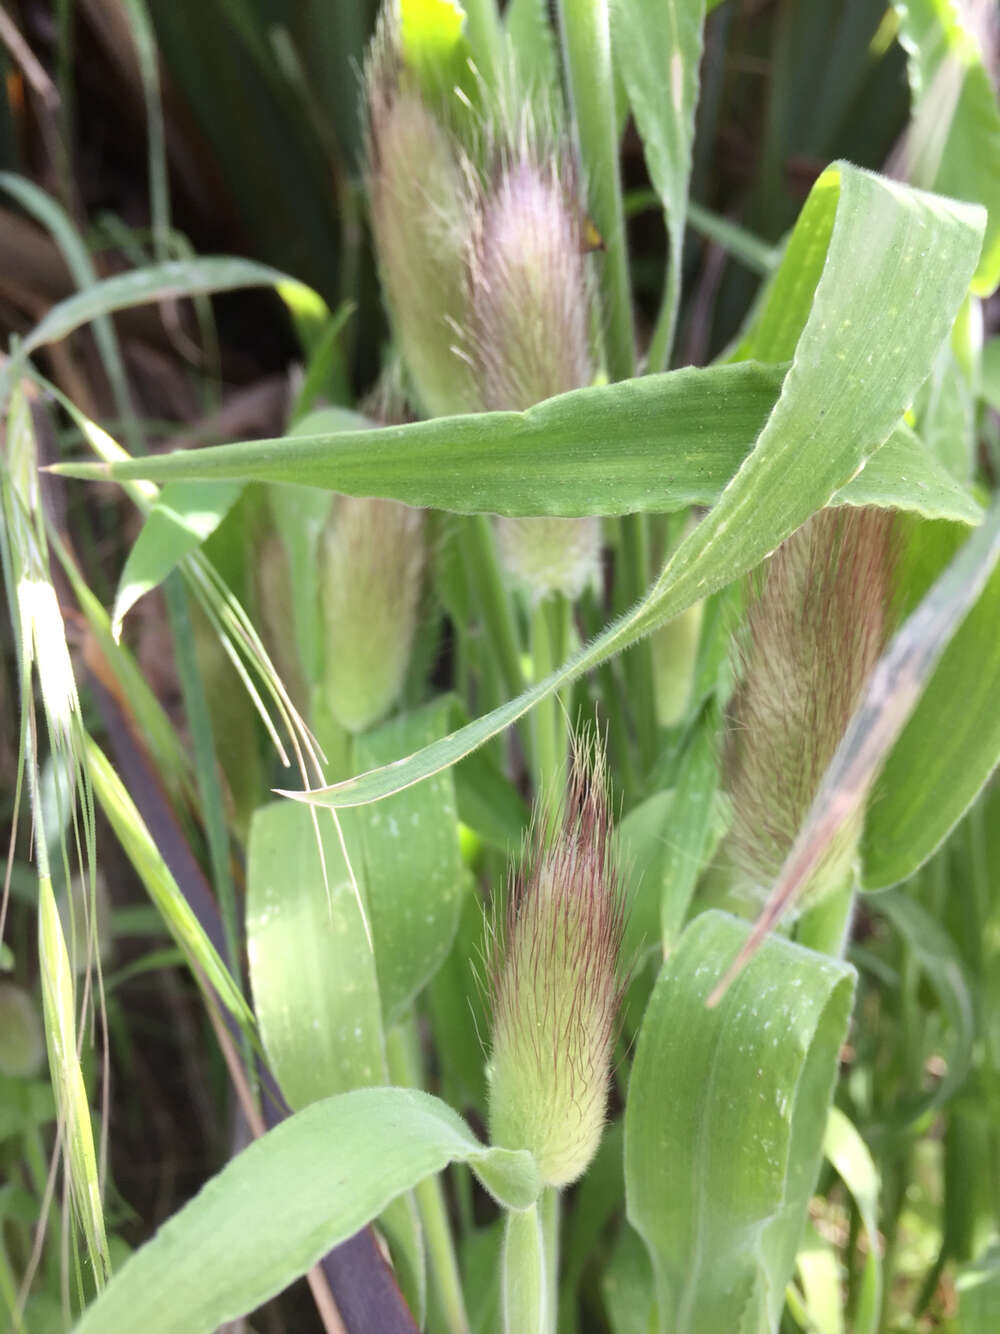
xmin=495 ymin=514 xmax=602 ymax=602
xmin=320 ymin=496 xmax=425 ymax=734
xmin=488 ymin=743 xmax=624 ymax=1187
xmin=724 ymin=507 xmax=895 ymax=906
xmin=366 ymin=28 xmax=477 ymax=417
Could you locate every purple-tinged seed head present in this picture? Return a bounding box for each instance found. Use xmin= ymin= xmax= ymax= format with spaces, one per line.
xmin=724 ymin=506 xmax=896 ymax=907
xmin=487 ymin=737 xmax=624 ymax=1187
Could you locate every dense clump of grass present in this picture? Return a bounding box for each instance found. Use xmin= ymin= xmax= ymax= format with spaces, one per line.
xmin=1 ymin=2 xmax=1000 ymax=1332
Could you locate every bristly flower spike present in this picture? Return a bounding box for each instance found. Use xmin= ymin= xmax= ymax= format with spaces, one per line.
xmin=319 ymin=495 xmax=425 ymax=734
xmin=723 ymin=506 xmax=896 ymax=909
xmin=487 ymin=736 xmax=624 ymax=1188
xmin=365 ymin=12 xmax=478 ymax=418
xmin=467 ymin=137 xmax=602 ymax=601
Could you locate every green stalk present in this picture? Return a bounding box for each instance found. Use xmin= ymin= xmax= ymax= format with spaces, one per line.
xmin=0 ymin=1241 xmax=21 ymax=1333
xmin=795 ymin=880 xmax=856 ymax=959
xmin=530 ymin=596 xmax=571 ymax=799
xmin=556 ymin=0 xmax=634 ymax=381
xmin=461 ymin=516 xmax=526 ymax=703
xmin=385 ymin=1021 xmax=470 ymax=1334
xmin=687 ymin=201 xmax=781 ymax=273
xmin=502 ymin=1203 xmax=547 ymax=1334
xmin=647 ymin=243 xmax=681 ymax=374
xmin=540 ymin=1188 xmax=560 ymax=1334
xmin=617 ymin=517 xmax=658 ymax=775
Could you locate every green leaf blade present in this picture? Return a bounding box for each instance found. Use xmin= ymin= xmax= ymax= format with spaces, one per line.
xmin=73 ymin=1087 xmax=538 ymax=1334
xmin=625 ymin=911 xmax=855 ymax=1333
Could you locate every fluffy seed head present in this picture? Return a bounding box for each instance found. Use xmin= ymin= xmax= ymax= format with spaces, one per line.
xmin=366 ymin=27 xmax=477 ymax=417
xmin=495 ymin=514 xmax=602 ymax=602
xmin=724 ymin=507 xmax=895 ymax=906
xmin=468 ymin=154 xmax=594 ymax=411
xmin=468 ymin=150 xmax=600 ymax=599
xmin=487 ymin=741 xmax=624 ymax=1187
xmin=320 ymin=496 xmax=425 ymax=733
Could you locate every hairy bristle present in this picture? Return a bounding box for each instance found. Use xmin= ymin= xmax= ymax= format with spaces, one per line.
xmin=724 ymin=506 xmax=896 ymax=903
xmin=364 ymin=13 xmax=478 ymax=418
xmin=320 ymin=496 xmax=425 ymax=733
xmin=488 ymin=737 xmax=624 ymax=1186
xmin=467 ymin=152 xmax=593 ymax=411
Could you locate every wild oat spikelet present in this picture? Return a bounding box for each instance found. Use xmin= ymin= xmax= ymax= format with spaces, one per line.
xmin=724 ymin=507 xmax=895 ymax=906
xmin=320 ymin=495 xmax=425 ymax=734
xmin=468 ymin=148 xmax=602 ymax=601
xmin=487 ymin=741 xmax=624 ymax=1187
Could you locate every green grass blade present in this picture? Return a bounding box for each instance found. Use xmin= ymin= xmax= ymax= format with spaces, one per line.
xmin=73 ymin=1088 xmax=540 ymax=1334
xmin=957 ymin=1244 xmax=1000 ymax=1330
xmin=823 ymin=1108 xmax=882 ymax=1334
xmin=19 ymin=257 xmax=303 ymax=356
xmin=557 ymin=0 xmax=634 ymax=379
xmin=894 ymin=0 xmax=1000 ymax=294
xmin=112 ymin=480 xmax=245 ymax=639
xmin=625 ymin=910 xmax=855 ymax=1332
xmin=871 ymin=890 xmax=975 ymax=1119
xmin=614 ymin=0 xmax=706 ymax=370
xmin=863 ymin=515 xmax=1000 ymax=888
xmin=50 ymin=367 xmax=981 ymax=528
xmin=85 ymin=738 xmax=254 ymax=1037
xmin=0 ymin=172 xmax=141 ymax=454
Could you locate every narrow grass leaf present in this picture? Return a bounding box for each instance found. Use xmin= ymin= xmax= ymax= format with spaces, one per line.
xmin=51 ymin=365 xmax=982 ymax=528
xmin=625 ymin=910 xmax=855 ymax=1333
xmin=73 ymin=1087 xmax=539 ymax=1334
xmin=50 ymin=529 xmax=195 ymax=814
xmin=86 ymin=738 xmax=253 ymax=1035
xmin=111 ymin=480 xmax=245 ymax=639
xmin=823 ymin=1107 xmax=882 ymax=1334
xmin=894 ymin=0 xmax=1000 ymax=294
xmin=613 ymin=0 xmax=706 ymax=369
xmin=870 ymin=890 xmax=975 ymax=1119
xmin=795 ymin=1222 xmax=844 ymax=1334
xmin=19 ymin=257 xmax=300 ymax=356
xmin=863 ymin=516 xmax=1000 ymax=888
xmin=0 ymin=172 xmax=141 ymax=453
xmin=557 ymin=0 xmax=634 ymax=379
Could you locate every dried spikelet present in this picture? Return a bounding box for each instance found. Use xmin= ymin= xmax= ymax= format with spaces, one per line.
xmin=724 ymin=506 xmax=895 ymax=906
xmin=487 ymin=738 xmax=624 ymax=1187
xmin=320 ymin=495 xmax=425 ymax=734
xmin=365 ymin=15 xmax=478 ymax=417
